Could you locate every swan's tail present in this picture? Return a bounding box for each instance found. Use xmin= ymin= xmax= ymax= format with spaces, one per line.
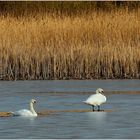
xmin=83 ymin=101 xmax=88 ymax=104
xmin=9 ymin=111 xmax=19 ymax=116
xmin=9 ymin=111 xmax=15 ymax=116
xmin=10 ymin=111 xmax=14 ymax=114
xmin=83 ymin=101 xmax=91 ymax=105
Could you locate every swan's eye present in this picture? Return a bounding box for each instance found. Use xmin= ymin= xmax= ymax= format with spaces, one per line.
xmin=34 ymin=101 xmax=36 ymax=103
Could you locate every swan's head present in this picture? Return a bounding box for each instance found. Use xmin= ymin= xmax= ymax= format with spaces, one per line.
xmin=96 ymin=88 xmax=104 ymax=94
xmin=30 ymin=99 xmax=37 ymax=104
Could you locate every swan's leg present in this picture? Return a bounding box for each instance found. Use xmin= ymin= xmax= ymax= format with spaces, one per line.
xmin=97 ymin=106 xmax=100 ymax=111
xmin=92 ymin=105 xmax=95 ymax=111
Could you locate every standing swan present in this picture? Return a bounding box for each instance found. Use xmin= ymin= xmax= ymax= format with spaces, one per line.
xmin=83 ymin=88 xmax=106 ymax=111
xmin=11 ymin=99 xmax=38 ymax=117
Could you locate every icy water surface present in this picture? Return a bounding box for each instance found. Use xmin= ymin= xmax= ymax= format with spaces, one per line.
xmin=0 ymin=80 xmax=140 ymax=138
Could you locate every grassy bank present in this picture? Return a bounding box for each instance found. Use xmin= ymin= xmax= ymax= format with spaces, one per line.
xmin=0 ymin=5 xmax=140 ymax=80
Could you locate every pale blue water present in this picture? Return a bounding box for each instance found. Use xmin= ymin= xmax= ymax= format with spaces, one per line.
xmin=0 ymin=80 xmax=140 ymax=138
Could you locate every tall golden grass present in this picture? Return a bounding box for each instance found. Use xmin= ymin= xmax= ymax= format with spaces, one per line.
xmin=0 ymin=10 xmax=140 ymax=80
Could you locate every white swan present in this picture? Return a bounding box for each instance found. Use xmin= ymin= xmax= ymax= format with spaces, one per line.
xmin=11 ymin=99 xmax=38 ymax=117
xmin=83 ymin=88 xmax=106 ymax=111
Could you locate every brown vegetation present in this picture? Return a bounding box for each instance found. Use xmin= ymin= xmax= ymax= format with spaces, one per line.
xmin=0 ymin=110 xmax=112 ymax=117
xmin=0 ymin=3 xmax=140 ymax=80
xmin=0 ymin=112 xmax=11 ymax=117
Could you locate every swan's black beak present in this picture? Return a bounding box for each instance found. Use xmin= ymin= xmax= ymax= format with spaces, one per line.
xmin=99 ymin=91 xmax=104 ymax=94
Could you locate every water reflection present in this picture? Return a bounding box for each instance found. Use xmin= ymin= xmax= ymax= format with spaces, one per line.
xmin=0 ymin=80 xmax=140 ymax=138
xmin=86 ymin=112 xmax=107 ymax=125
xmin=18 ymin=116 xmax=37 ymax=124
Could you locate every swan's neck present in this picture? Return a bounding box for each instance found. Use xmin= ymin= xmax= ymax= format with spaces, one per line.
xmin=96 ymin=91 xmax=102 ymax=95
xmin=96 ymin=91 xmax=100 ymax=94
xmin=96 ymin=91 xmax=105 ymax=96
xmin=29 ymin=102 xmax=37 ymax=115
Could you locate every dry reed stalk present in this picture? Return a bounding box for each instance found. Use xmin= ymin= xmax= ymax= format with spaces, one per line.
xmin=0 ymin=10 xmax=140 ymax=80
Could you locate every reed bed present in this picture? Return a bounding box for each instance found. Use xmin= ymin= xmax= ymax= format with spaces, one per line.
xmin=0 ymin=10 xmax=140 ymax=80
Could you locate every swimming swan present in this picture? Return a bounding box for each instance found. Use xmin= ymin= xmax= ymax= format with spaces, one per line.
xmin=83 ymin=88 xmax=106 ymax=111
xmin=11 ymin=99 xmax=37 ymax=117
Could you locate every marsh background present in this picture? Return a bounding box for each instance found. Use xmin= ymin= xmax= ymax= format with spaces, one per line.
xmin=0 ymin=2 xmax=140 ymax=139
xmin=0 ymin=1 xmax=140 ymax=80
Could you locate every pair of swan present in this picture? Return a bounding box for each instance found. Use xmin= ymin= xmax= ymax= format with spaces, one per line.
xmin=11 ymin=88 xmax=106 ymax=117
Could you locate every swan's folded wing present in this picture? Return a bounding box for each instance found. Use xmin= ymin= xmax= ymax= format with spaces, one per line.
xmin=13 ymin=109 xmax=32 ymax=116
xmin=85 ymin=94 xmax=96 ymax=103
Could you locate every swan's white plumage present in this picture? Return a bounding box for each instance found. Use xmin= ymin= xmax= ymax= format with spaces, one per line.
xmin=84 ymin=88 xmax=106 ymax=107
xmin=11 ymin=99 xmax=37 ymax=117
xmin=13 ymin=109 xmax=36 ymax=116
